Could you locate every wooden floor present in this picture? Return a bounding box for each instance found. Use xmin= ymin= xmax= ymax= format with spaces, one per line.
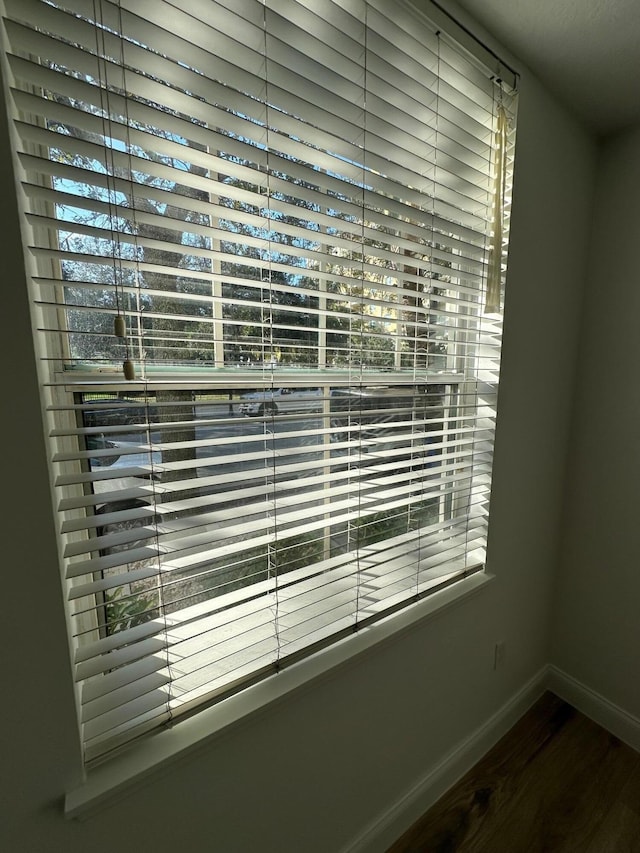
xmin=387 ymin=692 xmax=640 ymax=852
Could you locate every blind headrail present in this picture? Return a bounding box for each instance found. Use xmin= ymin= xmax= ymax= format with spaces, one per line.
xmin=412 ymin=0 xmax=519 ymax=92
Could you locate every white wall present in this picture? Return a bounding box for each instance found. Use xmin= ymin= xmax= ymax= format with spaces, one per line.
xmin=0 ymin=9 xmax=597 ymax=852
xmin=551 ymin=123 xmax=640 ymax=719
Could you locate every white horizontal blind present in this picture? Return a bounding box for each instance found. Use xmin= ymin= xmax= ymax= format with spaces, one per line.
xmin=1 ymin=0 xmax=517 ymax=762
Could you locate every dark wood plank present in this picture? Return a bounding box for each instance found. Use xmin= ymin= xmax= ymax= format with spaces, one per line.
xmin=584 ymin=761 xmax=640 ymax=853
xmin=387 ymin=692 xmax=640 ymax=853
xmin=465 ymin=713 xmax=638 ymax=852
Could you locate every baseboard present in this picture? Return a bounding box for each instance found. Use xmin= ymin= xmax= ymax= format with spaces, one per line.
xmin=546 ymin=665 xmax=640 ymax=753
xmin=341 ymin=666 xmax=548 ymax=853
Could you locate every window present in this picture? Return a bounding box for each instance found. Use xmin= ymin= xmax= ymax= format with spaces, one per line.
xmin=1 ymin=0 xmax=517 ymax=763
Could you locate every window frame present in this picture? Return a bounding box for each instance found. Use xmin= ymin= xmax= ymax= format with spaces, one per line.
xmin=0 ymin=0 xmax=517 ymax=784
xmin=65 ymin=569 xmax=494 ymax=818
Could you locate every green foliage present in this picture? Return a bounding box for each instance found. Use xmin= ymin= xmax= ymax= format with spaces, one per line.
xmin=275 ymin=532 xmax=325 ymax=573
xmin=354 ymin=498 xmax=440 ymax=549
xmin=105 ymin=586 xmax=158 ymax=634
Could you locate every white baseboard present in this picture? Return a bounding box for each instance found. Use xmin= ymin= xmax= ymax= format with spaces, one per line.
xmin=341 ymin=666 xmax=548 ymax=853
xmin=546 ymin=665 xmax=640 ymax=753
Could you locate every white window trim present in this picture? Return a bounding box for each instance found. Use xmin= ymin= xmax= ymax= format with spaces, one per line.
xmin=65 ymin=570 xmax=493 ymax=818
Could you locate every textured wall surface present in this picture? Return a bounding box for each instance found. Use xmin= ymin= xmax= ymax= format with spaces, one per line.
xmin=552 ymin=122 xmax=640 ymax=719
xmin=451 ymin=0 xmax=640 ymax=132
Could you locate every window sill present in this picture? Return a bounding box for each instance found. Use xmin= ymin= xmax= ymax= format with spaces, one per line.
xmin=65 ymin=570 xmax=494 ymax=820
